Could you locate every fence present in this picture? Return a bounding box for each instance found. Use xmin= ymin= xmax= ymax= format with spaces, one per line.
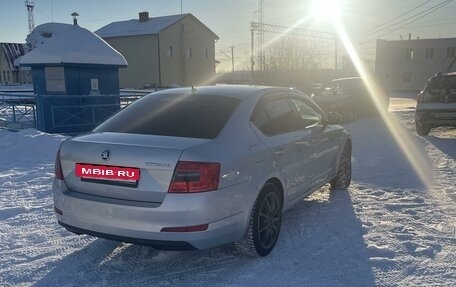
xmin=0 ymin=89 xmax=153 ymax=132
xmin=0 ymin=92 xmax=36 ymax=130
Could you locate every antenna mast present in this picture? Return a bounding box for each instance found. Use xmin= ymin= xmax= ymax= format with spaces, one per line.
xmin=254 ymin=0 xmax=265 ymax=71
xmin=25 ymin=1 xmax=35 ymax=33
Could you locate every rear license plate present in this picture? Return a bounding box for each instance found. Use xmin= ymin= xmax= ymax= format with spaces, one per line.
xmin=75 ymin=164 xmax=140 ymax=181
xmin=434 ymin=112 xmax=456 ymax=118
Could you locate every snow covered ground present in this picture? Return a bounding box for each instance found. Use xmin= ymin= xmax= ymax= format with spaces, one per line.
xmin=0 ymin=108 xmax=455 ymax=286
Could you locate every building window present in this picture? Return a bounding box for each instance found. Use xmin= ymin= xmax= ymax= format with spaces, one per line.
xmin=167 ymin=46 xmax=174 ymax=57
xmin=425 ymin=48 xmax=434 ymax=59
xmin=204 ymin=48 xmax=209 ymax=60
xmin=403 ymin=72 xmax=413 ymax=83
xmin=2 ymin=71 xmax=5 ymax=82
xmin=186 ymin=47 xmax=192 ymax=58
xmin=405 ymin=48 xmax=414 ymax=60
xmin=7 ymin=71 xmax=10 ymax=82
xmin=447 ymin=46 xmax=456 ymax=58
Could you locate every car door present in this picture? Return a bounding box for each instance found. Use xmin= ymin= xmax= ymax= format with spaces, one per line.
xmin=288 ymin=95 xmax=340 ymax=189
xmin=251 ymin=93 xmax=312 ymax=202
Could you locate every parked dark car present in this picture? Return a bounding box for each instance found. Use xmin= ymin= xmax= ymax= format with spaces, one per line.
xmin=415 ymin=72 xmax=456 ymax=136
xmin=312 ymin=77 xmax=388 ymax=122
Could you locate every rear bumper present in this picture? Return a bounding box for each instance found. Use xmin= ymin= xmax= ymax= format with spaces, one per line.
xmin=415 ymin=109 xmax=456 ymax=127
xmin=58 ymin=221 xmax=197 ymax=250
xmin=53 ymin=179 xmax=258 ymax=250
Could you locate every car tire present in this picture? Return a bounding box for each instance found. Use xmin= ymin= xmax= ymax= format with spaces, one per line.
xmin=416 ymin=121 xmax=430 ymax=136
xmin=236 ymin=183 xmax=282 ymax=257
xmin=331 ymin=140 xmax=352 ymax=190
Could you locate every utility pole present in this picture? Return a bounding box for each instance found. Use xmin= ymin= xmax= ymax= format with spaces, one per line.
xmin=230 ymin=45 xmax=235 ymax=76
xmin=335 ymin=38 xmax=338 ymax=77
xmin=251 ymin=29 xmax=255 ymax=83
xmin=220 ymin=48 xmax=235 ymax=83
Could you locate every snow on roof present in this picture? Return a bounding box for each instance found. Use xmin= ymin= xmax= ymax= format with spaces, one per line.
xmin=95 ymin=14 xmax=188 ymax=38
xmin=20 ymin=24 xmax=128 ymax=67
xmin=26 ymin=23 xmax=73 ymax=50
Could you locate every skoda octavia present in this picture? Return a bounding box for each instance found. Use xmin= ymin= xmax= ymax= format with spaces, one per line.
xmin=53 ymin=85 xmax=351 ymax=257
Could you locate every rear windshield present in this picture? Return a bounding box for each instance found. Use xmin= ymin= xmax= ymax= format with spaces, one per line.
xmin=94 ymin=93 xmax=241 ymax=139
xmin=427 ymin=76 xmax=456 ymax=91
xmin=320 ymin=79 xmax=366 ymax=96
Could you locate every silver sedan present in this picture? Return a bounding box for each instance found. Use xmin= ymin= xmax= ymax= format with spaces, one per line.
xmin=53 ymin=85 xmax=352 ymax=257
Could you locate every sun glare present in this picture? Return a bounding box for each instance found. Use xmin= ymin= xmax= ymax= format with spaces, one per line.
xmin=332 ymin=18 xmax=434 ymax=189
xmin=311 ymin=0 xmax=344 ymax=22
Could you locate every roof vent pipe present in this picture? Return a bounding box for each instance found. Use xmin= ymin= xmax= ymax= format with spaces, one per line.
xmin=139 ymin=11 xmax=149 ymax=22
xmin=71 ymin=12 xmax=79 ymax=25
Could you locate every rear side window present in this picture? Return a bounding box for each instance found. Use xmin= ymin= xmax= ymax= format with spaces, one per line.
xmin=94 ymin=93 xmax=241 ymax=139
xmin=427 ymin=76 xmax=456 ymax=91
xmin=423 ymin=76 xmax=456 ymax=103
xmin=290 ymin=98 xmax=322 ymax=128
xmin=252 ymin=97 xmax=300 ymax=136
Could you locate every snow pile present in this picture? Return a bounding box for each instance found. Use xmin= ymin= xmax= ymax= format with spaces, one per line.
xmin=0 ymin=112 xmax=455 ymax=286
xmin=0 ymin=129 xmax=65 ymax=166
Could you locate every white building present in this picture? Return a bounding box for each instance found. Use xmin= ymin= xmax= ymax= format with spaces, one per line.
xmin=375 ymin=38 xmax=456 ymax=91
xmin=95 ymin=12 xmax=219 ymax=89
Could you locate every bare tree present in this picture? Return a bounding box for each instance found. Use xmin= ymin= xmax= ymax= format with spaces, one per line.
xmin=267 ymin=36 xmax=320 ymax=71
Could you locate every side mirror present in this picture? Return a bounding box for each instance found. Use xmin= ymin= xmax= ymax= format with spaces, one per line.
xmin=326 ymin=112 xmax=343 ymax=125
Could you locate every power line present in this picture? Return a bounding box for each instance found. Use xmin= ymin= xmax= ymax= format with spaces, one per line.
xmin=354 ymin=0 xmax=433 ymax=39
xmin=406 ymin=18 xmax=456 ymax=29
xmin=357 ymin=0 xmax=454 ymax=42
xmin=358 ymin=0 xmax=454 ymax=45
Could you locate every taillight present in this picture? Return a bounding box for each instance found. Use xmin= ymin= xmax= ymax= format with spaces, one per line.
xmin=417 ymin=93 xmax=424 ymax=103
xmin=168 ymin=161 xmax=220 ymax=193
xmin=55 ymin=149 xmax=64 ymax=180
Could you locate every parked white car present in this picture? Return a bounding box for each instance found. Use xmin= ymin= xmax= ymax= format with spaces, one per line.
xmin=53 ymin=85 xmax=352 ymax=257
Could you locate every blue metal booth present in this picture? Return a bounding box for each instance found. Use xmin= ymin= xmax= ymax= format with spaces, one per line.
xmin=20 ymin=22 xmax=128 ymax=134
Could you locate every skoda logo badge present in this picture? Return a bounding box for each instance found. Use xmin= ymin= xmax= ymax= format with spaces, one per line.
xmin=101 ymin=149 xmax=111 ymax=161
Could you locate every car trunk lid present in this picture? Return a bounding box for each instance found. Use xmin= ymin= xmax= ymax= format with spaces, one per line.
xmin=60 ymin=132 xmax=210 ymax=203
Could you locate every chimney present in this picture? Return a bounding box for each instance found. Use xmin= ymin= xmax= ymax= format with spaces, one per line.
xmin=408 ymin=33 xmax=411 ymax=40
xmin=71 ymin=12 xmax=79 ymax=25
xmin=139 ymin=11 xmax=149 ymax=22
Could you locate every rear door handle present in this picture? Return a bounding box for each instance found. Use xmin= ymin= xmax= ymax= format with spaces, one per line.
xmin=295 ymin=141 xmax=311 ymax=147
xmin=273 ymin=148 xmax=286 ymax=156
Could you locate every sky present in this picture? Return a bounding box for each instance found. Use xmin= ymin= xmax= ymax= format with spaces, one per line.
xmin=2 ymin=0 xmax=456 ymax=71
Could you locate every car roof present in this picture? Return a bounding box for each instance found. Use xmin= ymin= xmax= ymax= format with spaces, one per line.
xmin=155 ymin=85 xmax=297 ymax=99
xmin=431 ymin=72 xmax=456 ymax=78
xmin=331 ymin=77 xmax=362 ymax=82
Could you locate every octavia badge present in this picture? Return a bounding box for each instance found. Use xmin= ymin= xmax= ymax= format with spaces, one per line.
xmin=101 ymin=149 xmax=111 ymax=161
